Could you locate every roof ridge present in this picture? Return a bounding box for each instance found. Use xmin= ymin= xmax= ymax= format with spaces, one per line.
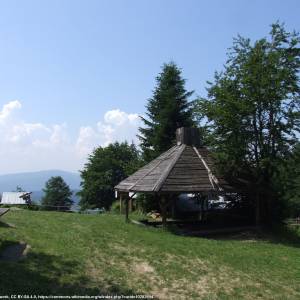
xmin=192 ymin=146 xmax=222 ymax=191
xmin=152 ymin=144 xmax=186 ymax=192
xmin=128 ymin=145 xmax=179 ymax=191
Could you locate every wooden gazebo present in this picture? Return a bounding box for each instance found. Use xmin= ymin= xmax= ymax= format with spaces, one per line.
xmin=115 ymin=127 xmax=231 ymax=227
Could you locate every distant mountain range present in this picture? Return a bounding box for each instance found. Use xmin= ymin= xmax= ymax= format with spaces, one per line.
xmin=0 ymin=170 xmax=82 ymax=207
xmin=0 ymin=170 xmax=81 ymax=192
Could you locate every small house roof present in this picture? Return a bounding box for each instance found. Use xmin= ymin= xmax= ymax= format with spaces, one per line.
xmin=115 ymin=128 xmax=231 ymax=194
xmin=1 ymin=192 xmax=28 ymax=205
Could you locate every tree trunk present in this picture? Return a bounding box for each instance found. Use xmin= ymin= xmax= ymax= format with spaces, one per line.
xmin=255 ymin=192 xmax=260 ymax=226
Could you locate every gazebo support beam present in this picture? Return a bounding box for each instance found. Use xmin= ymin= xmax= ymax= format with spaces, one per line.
xmin=160 ymin=196 xmax=167 ymax=228
xmin=119 ymin=193 xmax=123 ymax=214
xmin=125 ymin=196 xmax=129 ymax=222
xmin=122 ymin=192 xmax=136 ymax=223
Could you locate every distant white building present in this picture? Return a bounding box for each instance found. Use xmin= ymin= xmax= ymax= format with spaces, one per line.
xmin=1 ymin=192 xmax=29 ymax=205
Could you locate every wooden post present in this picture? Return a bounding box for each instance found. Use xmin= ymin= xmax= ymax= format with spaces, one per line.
xmin=203 ymin=193 xmax=209 ymax=222
xmin=119 ymin=193 xmax=123 ymax=214
xmin=200 ymin=196 xmax=204 ymax=221
xmin=205 ymin=197 xmax=209 ymax=221
xmin=160 ymin=196 xmax=167 ymax=229
xmin=125 ymin=195 xmax=129 ymax=223
xmin=129 ymin=197 xmax=132 ymax=212
xmin=171 ymin=195 xmax=176 ymax=219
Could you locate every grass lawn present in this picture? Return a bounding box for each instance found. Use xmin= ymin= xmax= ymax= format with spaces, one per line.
xmin=0 ymin=210 xmax=299 ymax=299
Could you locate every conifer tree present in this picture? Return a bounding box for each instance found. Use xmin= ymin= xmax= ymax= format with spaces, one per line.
xmin=138 ymin=62 xmax=194 ymax=161
xmin=42 ymin=176 xmax=73 ymax=211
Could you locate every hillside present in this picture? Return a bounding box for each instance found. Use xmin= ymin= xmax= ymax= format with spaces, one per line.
xmin=0 ymin=170 xmax=81 ymax=192
xmin=0 ymin=210 xmax=299 ymax=299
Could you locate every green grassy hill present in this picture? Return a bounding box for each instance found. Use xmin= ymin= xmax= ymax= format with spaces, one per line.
xmin=0 ymin=210 xmax=299 ymax=299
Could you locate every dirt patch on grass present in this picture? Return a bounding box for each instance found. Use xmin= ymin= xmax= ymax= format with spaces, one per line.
xmin=110 ymin=242 xmax=147 ymax=253
xmin=133 ymin=261 xmax=155 ymax=274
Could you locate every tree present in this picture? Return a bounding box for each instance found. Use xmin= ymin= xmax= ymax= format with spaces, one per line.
xmin=41 ymin=176 xmax=73 ymax=211
xmin=13 ymin=186 xmax=25 ymax=192
xmin=138 ymin=62 xmax=195 ymax=161
xmin=277 ymin=144 xmax=300 ymax=217
xmin=78 ymin=142 xmax=141 ymax=210
xmin=195 ymin=23 xmax=300 ymax=224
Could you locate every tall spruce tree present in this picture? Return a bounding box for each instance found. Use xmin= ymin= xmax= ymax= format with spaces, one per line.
xmin=196 ymin=23 xmax=300 ymax=224
xmin=138 ymin=62 xmax=194 ymax=161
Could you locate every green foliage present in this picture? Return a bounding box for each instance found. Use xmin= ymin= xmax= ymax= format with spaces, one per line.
xmin=109 ymin=200 xmax=120 ymax=214
xmin=41 ymin=176 xmax=73 ymax=211
xmin=134 ymin=193 xmax=159 ymax=213
xmin=138 ymin=62 xmax=195 ymax=161
xmin=195 ymin=23 xmax=300 ymax=222
xmin=277 ymin=144 xmax=300 ymax=217
xmin=78 ymin=142 xmax=141 ymax=210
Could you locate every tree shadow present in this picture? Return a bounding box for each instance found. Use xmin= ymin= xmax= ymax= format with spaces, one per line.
xmin=0 ymin=220 xmax=13 ymax=228
xmin=0 ymin=241 xmax=27 ymax=262
xmin=260 ymin=226 xmax=300 ymax=248
xmin=165 ymin=222 xmax=300 ymax=248
xmin=0 ymin=241 xmax=136 ymax=295
xmin=200 ymin=225 xmax=300 ymax=248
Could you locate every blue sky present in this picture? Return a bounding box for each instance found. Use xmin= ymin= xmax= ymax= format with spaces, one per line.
xmin=0 ymin=0 xmax=299 ymax=174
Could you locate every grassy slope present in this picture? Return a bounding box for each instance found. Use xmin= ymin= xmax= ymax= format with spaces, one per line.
xmin=0 ymin=210 xmax=299 ymax=299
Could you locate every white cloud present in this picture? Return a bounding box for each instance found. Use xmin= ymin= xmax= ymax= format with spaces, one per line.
xmin=0 ymin=100 xmax=74 ymax=174
xmin=104 ymin=109 xmax=139 ymax=126
xmin=0 ymin=100 xmax=22 ymax=123
xmin=0 ymin=101 xmax=141 ymax=174
xmin=76 ymin=126 xmax=98 ymax=157
xmin=76 ymin=109 xmax=141 ymax=157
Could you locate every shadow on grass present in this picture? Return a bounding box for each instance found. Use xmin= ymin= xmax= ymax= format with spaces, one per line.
xmin=262 ymin=225 xmax=300 ymax=248
xmin=0 ymin=241 xmax=135 ymax=295
xmin=163 ymin=221 xmax=300 ymax=248
xmin=0 ymin=220 xmax=14 ymax=228
xmin=205 ymin=226 xmax=300 ymax=248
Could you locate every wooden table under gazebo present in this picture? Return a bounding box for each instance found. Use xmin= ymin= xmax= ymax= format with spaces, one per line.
xmin=114 ymin=127 xmax=231 ymax=227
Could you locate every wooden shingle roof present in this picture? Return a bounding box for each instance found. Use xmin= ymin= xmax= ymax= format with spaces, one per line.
xmin=115 ymin=142 xmax=230 ymax=194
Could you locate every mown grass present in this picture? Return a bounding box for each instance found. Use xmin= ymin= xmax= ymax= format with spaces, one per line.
xmin=0 ymin=210 xmax=299 ymax=299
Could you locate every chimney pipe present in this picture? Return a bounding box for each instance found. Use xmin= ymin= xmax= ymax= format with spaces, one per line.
xmin=176 ymin=127 xmax=201 ymax=147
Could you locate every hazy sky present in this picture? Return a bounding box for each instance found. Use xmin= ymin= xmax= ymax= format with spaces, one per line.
xmin=0 ymin=0 xmax=299 ymax=174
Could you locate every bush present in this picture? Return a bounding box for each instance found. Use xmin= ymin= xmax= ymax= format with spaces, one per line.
xmin=110 ymin=201 xmax=121 ymax=214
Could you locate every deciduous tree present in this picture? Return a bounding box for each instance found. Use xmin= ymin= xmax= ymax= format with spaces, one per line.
xmin=78 ymin=142 xmax=141 ymax=210
xmin=195 ymin=23 xmax=300 ymax=224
